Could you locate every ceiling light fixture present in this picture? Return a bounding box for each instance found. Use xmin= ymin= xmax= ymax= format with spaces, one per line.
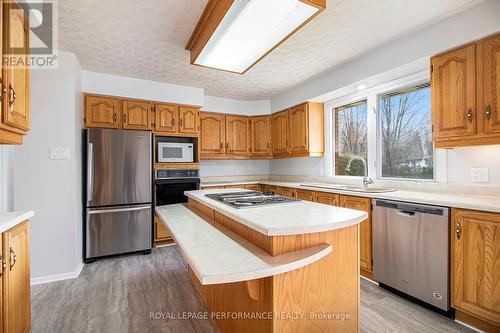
xmin=186 ymin=0 xmax=326 ymax=74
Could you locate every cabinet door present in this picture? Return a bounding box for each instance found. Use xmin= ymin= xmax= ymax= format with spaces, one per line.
xmin=122 ymin=100 xmax=152 ymax=130
xmin=452 ymin=209 xmax=500 ymax=326
xmin=271 ymin=111 xmax=289 ymax=155
xmin=477 ymin=33 xmax=500 ymax=135
xmin=431 ymin=44 xmax=476 ymax=139
xmin=84 ymin=96 xmax=121 ymax=129
xmin=225 ymin=116 xmax=250 ymax=156
xmin=289 ymin=104 xmax=309 ymax=154
xmin=340 ymin=195 xmax=372 ymax=272
xmin=155 ymin=104 xmax=179 ymax=133
xmin=2 ymin=2 xmax=30 ymax=132
xmin=296 ymin=189 xmax=316 ymax=202
xmin=179 ymin=107 xmax=199 ymax=134
xmin=154 ymin=215 xmax=172 ymax=242
xmin=315 ymin=192 xmax=339 ymax=206
xmin=3 ymin=221 xmax=30 ymax=333
xmin=200 ymin=113 xmax=225 ymax=157
xmin=251 ymin=116 xmax=271 ymax=156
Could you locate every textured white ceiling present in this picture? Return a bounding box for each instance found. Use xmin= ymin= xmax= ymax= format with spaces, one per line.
xmin=59 ymin=0 xmax=484 ymax=100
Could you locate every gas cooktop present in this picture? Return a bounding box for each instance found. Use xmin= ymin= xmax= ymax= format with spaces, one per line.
xmin=205 ymin=191 xmax=300 ymax=209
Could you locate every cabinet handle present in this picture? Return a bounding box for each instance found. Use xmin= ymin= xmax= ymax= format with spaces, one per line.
xmin=455 ymin=223 xmax=461 ymax=240
xmin=0 ymin=78 xmax=5 ymax=101
xmin=466 ymin=109 xmax=473 ymax=123
xmin=219 ymin=142 xmax=224 ymax=151
xmin=485 ymin=105 xmax=491 ymax=121
xmin=226 ymin=142 xmax=229 ymax=150
xmin=113 ymin=113 xmax=117 ymax=122
xmin=179 ymin=118 xmax=183 ymax=127
xmin=9 ymin=247 xmax=16 ymax=270
xmin=123 ymin=113 xmax=127 ymax=123
xmin=0 ymin=255 xmax=5 ymax=275
xmin=171 ymin=118 xmax=175 ymax=126
xmin=8 ymin=84 xmax=16 ymax=107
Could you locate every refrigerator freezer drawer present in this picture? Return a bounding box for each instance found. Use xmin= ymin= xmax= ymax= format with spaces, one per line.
xmin=86 ymin=204 xmax=152 ymax=258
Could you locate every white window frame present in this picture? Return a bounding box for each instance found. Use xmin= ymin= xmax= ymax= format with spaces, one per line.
xmin=324 ymin=70 xmax=447 ymax=182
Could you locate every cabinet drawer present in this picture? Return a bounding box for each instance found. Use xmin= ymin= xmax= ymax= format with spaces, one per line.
xmin=296 ymin=189 xmax=316 ymax=202
xmin=315 ymin=192 xmax=339 ymax=206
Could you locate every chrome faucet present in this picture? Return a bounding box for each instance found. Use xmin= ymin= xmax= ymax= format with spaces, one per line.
xmin=345 ymin=155 xmax=374 ymax=188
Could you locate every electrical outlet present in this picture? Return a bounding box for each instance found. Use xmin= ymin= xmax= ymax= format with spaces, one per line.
xmin=470 ymin=167 xmax=489 ymax=183
xmin=49 ymin=147 xmax=71 ymax=160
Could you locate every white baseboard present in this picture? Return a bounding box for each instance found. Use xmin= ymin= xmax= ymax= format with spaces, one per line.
xmin=30 ymin=261 xmax=84 ymax=286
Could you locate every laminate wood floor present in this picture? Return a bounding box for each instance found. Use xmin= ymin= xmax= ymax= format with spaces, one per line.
xmin=31 ymin=246 xmax=474 ymax=333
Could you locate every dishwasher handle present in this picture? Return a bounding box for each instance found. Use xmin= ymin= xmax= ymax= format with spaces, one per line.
xmin=396 ymin=210 xmax=415 ymax=217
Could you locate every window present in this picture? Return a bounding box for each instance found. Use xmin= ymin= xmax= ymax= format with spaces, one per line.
xmin=379 ymin=83 xmax=433 ymax=179
xmin=334 ymin=100 xmax=368 ymax=176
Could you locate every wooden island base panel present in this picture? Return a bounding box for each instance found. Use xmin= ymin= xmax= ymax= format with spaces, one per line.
xmin=157 ymin=194 xmax=364 ymax=333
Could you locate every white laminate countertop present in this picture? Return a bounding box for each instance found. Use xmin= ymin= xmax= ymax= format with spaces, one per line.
xmin=0 ymin=211 xmax=34 ymax=233
xmin=201 ymin=180 xmax=500 ymax=214
xmin=155 ymin=204 xmax=332 ymax=285
xmin=185 ymin=189 xmax=368 ymax=236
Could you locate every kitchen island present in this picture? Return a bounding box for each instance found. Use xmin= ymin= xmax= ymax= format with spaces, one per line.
xmin=156 ymin=189 xmax=368 ymax=333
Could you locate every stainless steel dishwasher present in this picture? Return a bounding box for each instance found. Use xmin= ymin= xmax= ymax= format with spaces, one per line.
xmin=372 ymin=199 xmax=450 ymax=312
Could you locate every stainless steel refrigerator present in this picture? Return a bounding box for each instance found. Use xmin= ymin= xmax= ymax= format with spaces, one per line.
xmin=84 ymin=128 xmax=152 ymax=262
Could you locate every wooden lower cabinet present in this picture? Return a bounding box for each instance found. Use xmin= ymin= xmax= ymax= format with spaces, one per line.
xmin=244 ymin=184 xmax=265 ymax=192
xmin=296 ymin=189 xmax=316 ymax=202
xmin=278 ymin=187 xmax=296 ymax=198
xmin=451 ymin=209 xmax=500 ymax=330
xmin=340 ymin=195 xmax=372 ymax=274
xmin=154 ymin=215 xmax=172 ymax=244
xmin=2 ymin=221 xmax=31 ymax=333
xmin=315 ymin=192 xmax=340 ymax=206
xmin=187 ymin=199 xmax=359 ymax=333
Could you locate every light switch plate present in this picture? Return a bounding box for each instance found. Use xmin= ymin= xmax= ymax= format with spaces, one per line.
xmin=49 ymin=147 xmax=71 ymax=160
xmin=470 ymin=167 xmax=489 ymax=183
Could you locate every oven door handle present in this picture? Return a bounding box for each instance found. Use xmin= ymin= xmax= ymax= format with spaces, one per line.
xmin=155 ymin=178 xmax=201 ymax=185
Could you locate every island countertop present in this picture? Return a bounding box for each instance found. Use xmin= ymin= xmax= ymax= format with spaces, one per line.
xmin=184 ymin=189 xmax=368 ymax=236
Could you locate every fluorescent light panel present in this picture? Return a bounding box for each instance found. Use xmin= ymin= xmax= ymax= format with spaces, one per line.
xmin=195 ymin=0 xmax=319 ymax=73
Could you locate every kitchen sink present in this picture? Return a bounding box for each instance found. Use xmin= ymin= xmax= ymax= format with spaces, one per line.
xmin=300 ymin=183 xmax=396 ymax=193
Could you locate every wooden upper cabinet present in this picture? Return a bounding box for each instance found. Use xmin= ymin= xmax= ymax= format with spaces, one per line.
xmin=225 ymin=115 xmax=249 ymax=155
xmin=477 ymin=33 xmax=500 ymax=135
xmin=452 ymin=209 xmax=500 ymax=327
xmin=272 ymin=102 xmax=324 ymax=158
xmin=289 ymin=104 xmax=309 ymax=154
xmin=251 ymin=116 xmax=271 ymax=156
xmin=179 ymin=106 xmax=199 ymax=134
xmin=2 ymin=1 xmax=30 ymax=133
xmin=340 ymin=195 xmax=372 ymax=273
xmin=200 ymin=112 xmax=225 ymax=157
xmin=155 ymin=103 xmax=179 ymax=133
xmin=3 ymin=221 xmax=31 ymax=333
xmin=84 ymin=95 xmax=121 ymax=129
xmin=431 ymin=44 xmax=477 ymax=140
xmin=271 ymin=110 xmax=289 ymax=155
xmin=122 ymin=100 xmax=152 ymax=130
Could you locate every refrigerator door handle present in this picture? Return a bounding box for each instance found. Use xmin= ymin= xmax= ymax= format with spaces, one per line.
xmin=88 ymin=205 xmax=151 ymax=215
xmin=87 ymin=143 xmax=94 ymax=203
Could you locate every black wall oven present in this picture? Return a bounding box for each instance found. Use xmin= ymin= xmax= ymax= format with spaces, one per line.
xmin=155 ymin=169 xmax=200 ymax=206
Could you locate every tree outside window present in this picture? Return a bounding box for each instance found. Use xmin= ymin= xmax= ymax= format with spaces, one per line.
xmin=379 ymin=83 xmax=433 ymax=180
xmin=334 ymin=101 xmax=368 ymax=176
